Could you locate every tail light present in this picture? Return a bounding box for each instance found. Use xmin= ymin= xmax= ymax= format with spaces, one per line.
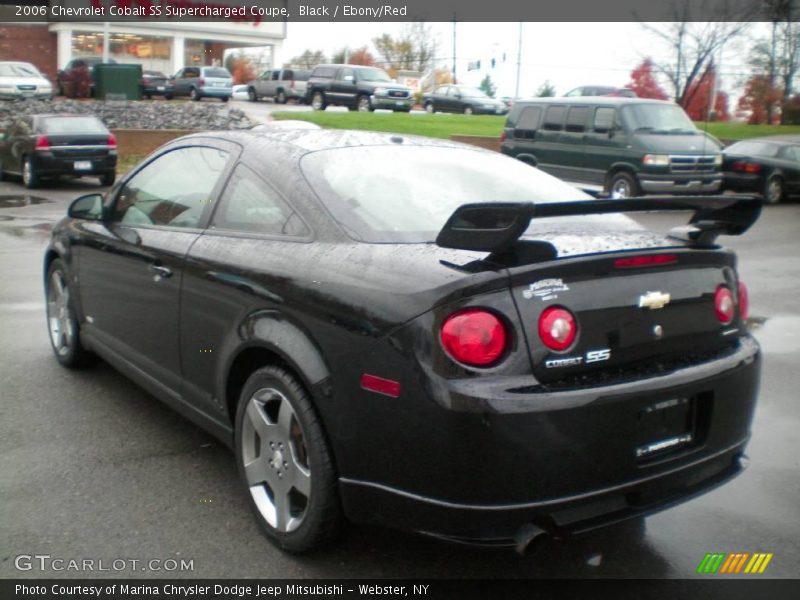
xmin=614 ymin=254 xmax=678 ymax=269
xmin=737 ymin=280 xmax=749 ymax=321
xmin=290 ymin=79 xmax=295 ymax=88
xmin=34 ymin=134 xmax=50 ymax=150
xmin=731 ymin=161 xmax=762 ymax=174
xmin=500 ymin=130 xmax=508 ymax=143
xmin=199 ymin=78 xmax=205 ymax=87
xmin=441 ymin=309 xmax=507 ymax=367
xmin=538 ymin=306 xmax=577 ymax=352
xmin=107 ymin=133 xmax=117 ymax=150
xmin=714 ymin=286 xmax=735 ymax=325
xmin=142 ymin=78 xmax=151 ymax=85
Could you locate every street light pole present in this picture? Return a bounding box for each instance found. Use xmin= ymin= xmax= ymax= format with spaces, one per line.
xmin=452 ymin=14 xmax=457 ymax=84
xmin=514 ymin=22 xmax=522 ymax=98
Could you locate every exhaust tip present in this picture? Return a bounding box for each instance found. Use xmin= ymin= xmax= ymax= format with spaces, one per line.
xmin=514 ymin=523 xmax=550 ymax=556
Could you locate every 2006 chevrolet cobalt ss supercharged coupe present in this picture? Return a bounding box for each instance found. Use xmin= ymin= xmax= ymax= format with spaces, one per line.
xmin=44 ymin=129 xmax=761 ymax=553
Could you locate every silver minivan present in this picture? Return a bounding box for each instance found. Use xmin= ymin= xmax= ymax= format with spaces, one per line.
xmin=167 ymin=66 xmax=233 ymax=102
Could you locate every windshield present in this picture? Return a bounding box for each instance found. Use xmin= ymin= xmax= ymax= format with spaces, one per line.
xmin=42 ymin=117 xmax=107 ymax=134
xmin=622 ymin=104 xmax=698 ymax=134
xmin=356 ymin=68 xmax=391 ymax=83
xmin=0 ymin=63 xmax=42 ymax=78
xmin=301 ymin=146 xmax=590 ymax=243
xmin=459 ymin=87 xmax=489 ymax=98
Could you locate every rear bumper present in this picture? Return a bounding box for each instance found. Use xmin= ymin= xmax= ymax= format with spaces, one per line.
xmin=640 ymin=173 xmax=722 ymax=194
xmin=199 ymin=87 xmax=232 ymax=97
xmin=338 ymin=336 xmax=760 ymax=543
xmin=723 ymin=172 xmax=762 ymax=193
xmin=32 ymin=152 xmax=116 ymax=176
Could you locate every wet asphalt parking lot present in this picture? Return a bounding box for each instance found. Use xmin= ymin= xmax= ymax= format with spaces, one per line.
xmin=0 ymin=176 xmax=798 ymax=579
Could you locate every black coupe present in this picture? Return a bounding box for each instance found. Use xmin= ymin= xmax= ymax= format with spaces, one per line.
xmin=722 ymin=135 xmax=800 ymax=203
xmin=45 ymin=130 xmax=762 ymax=553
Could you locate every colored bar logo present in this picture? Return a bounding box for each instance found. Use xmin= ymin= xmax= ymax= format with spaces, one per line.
xmin=697 ymin=552 xmax=773 ymax=574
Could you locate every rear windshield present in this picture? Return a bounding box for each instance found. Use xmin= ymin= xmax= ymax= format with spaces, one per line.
xmin=725 ymin=141 xmax=779 ymax=158
xmin=621 ymin=103 xmax=697 ymax=134
xmin=301 ymin=146 xmax=590 ymax=243
xmin=292 ymin=70 xmax=311 ymax=81
xmin=202 ymin=68 xmax=231 ymax=78
xmin=41 ymin=117 xmax=107 ymax=134
xmin=0 ymin=63 xmax=41 ymax=77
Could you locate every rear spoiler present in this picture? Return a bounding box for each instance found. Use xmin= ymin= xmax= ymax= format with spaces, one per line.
xmin=435 ymin=195 xmax=761 ymax=254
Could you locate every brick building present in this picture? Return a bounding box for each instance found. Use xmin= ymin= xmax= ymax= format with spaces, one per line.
xmin=0 ymin=20 xmax=285 ymax=84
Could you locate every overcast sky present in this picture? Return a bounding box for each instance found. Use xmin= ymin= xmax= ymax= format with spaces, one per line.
xmin=277 ymin=21 xmax=766 ymax=102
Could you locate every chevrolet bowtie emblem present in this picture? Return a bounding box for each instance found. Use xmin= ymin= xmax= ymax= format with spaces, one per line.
xmin=638 ymin=291 xmax=671 ymax=310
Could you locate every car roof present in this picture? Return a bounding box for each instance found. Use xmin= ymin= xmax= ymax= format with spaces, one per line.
xmin=179 ymin=128 xmax=471 ymax=154
xmin=313 ymin=64 xmax=380 ymax=70
xmin=513 ymin=97 xmax=672 ymax=107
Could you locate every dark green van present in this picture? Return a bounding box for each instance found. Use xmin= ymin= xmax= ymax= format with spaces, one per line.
xmin=500 ymin=97 xmax=723 ymax=198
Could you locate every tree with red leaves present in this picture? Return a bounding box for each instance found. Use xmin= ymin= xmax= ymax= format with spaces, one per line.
xmin=230 ymin=56 xmax=258 ymax=86
xmin=627 ymin=59 xmax=669 ymax=100
xmin=682 ymin=64 xmax=730 ymax=122
xmin=736 ymin=75 xmax=782 ymax=124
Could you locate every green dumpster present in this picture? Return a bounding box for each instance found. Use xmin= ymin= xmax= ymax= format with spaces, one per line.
xmin=93 ymin=64 xmax=142 ymax=100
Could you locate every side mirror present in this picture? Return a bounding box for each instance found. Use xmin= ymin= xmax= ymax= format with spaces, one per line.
xmin=454 ymin=93 xmax=462 ymax=99
xmin=68 ymin=193 xmax=104 ymax=221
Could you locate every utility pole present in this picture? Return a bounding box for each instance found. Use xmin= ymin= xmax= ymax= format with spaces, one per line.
xmin=452 ymin=14 xmax=457 ymax=84
xmin=514 ymin=22 xmax=523 ymax=99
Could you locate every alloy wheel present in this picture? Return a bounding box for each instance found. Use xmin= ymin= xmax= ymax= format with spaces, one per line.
xmin=311 ymin=92 xmax=324 ymax=110
xmin=241 ymin=387 xmax=311 ymax=533
xmin=357 ymin=96 xmax=371 ymax=112
xmin=425 ymin=103 xmax=434 ymax=113
xmin=46 ymin=270 xmax=75 ymax=357
xmin=611 ymin=179 xmax=631 ymax=199
xmin=765 ymin=177 xmax=784 ymax=204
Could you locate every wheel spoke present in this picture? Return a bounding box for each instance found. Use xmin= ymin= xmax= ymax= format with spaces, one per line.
xmin=277 ymin=398 xmax=294 ymax=435
xmin=273 ymin=489 xmax=289 ymax=530
xmin=292 ymin=464 xmax=311 ymax=497
xmin=246 ymin=400 xmax=270 ymax=436
xmin=244 ymin=454 xmax=270 ymax=485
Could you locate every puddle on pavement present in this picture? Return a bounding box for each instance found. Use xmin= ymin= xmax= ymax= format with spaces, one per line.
xmin=750 ymin=315 xmax=800 ymax=354
xmin=0 ymin=194 xmax=54 ymax=208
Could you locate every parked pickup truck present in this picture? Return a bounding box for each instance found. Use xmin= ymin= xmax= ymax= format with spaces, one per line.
xmin=305 ymin=64 xmax=413 ymax=112
xmin=246 ymin=68 xmax=310 ymax=104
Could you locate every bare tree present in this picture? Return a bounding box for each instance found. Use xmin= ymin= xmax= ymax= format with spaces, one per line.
xmin=373 ymin=22 xmax=437 ymax=74
xmin=285 ymin=50 xmax=327 ymax=70
xmin=640 ymin=1 xmax=754 ymax=109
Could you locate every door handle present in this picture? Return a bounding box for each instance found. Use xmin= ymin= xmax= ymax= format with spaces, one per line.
xmin=148 ymin=264 xmax=173 ymax=278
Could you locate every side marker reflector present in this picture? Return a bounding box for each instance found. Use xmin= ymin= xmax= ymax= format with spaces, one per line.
xmin=360 ymin=374 xmax=401 ymax=398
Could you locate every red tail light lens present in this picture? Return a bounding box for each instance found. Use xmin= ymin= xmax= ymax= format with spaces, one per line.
xmin=107 ymin=133 xmax=117 ymax=150
xmin=732 ymin=161 xmax=762 ymax=174
xmin=714 ymin=286 xmax=735 ymax=324
xmin=500 ymin=130 xmax=508 ymax=143
xmin=199 ymin=78 xmax=205 ymax=87
xmin=441 ymin=309 xmax=507 ymax=367
xmin=34 ymin=134 xmax=50 ymax=150
xmin=538 ymin=306 xmax=577 ymax=351
xmin=737 ymin=281 xmax=749 ymax=321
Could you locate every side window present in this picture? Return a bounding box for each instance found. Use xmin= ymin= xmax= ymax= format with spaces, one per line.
xmin=543 ymin=105 xmax=566 ymax=131
xmin=564 ymin=88 xmax=580 ymax=97
xmin=780 ymin=145 xmax=800 ymax=162
xmin=593 ymin=107 xmax=616 ymax=133
xmin=212 ymin=164 xmax=310 ymax=237
xmin=186 ymin=68 xmax=199 ymax=78
xmin=340 ymin=67 xmax=354 ymax=81
xmin=565 ymin=106 xmax=589 ymax=133
xmin=271 ymin=70 xmax=280 ymax=81
xmin=111 ymin=146 xmax=229 ymax=229
xmin=434 ymin=86 xmax=448 ymax=95
xmin=282 ymin=69 xmax=294 ymax=80
xmin=514 ymin=106 xmax=542 ymax=139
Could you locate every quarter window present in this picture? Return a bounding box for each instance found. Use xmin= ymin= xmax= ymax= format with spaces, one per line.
xmin=543 ymin=105 xmax=566 ymax=131
xmin=111 ymin=146 xmax=229 ymax=229
xmin=212 ymin=164 xmax=309 ymax=237
xmin=514 ymin=106 xmax=542 ymax=139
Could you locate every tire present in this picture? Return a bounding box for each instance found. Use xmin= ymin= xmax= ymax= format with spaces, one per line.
xmin=0 ymin=159 xmax=5 ymax=181
xmin=248 ymin=87 xmax=259 ymax=102
xmin=190 ymin=88 xmax=200 ymax=102
xmin=164 ymin=92 xmax=173 ymax=100
xmin=356 ymin=94 xmax=372 ymax=112
xmin=276 ymin=90 xmax=287 ymax=104
xmin=45 ymin=259 xmax=93 ymax=369
xmin=235 ymin=366 xmax=343 ymax=553
xmin=310 ymin=91 xmax=326 ymax=111
xmin=608 ymin=171 xmax=641 ymax=199
xmin=424 ymin=102 xmax=434 ymax=113
xmin=463 ymin=105 xmax=474 ymax=115
xmin=22 ymin=156 xmax=39 ymax=189
xmin=99 ymin=171 xmax=116 ymax=187
xmin=144 ymin=93 xmax=151 ymax=100
xmin=764 ymin=174 xmax=785 ymax=204
xmin=222 ymin=96 xmax=230 ymax=103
